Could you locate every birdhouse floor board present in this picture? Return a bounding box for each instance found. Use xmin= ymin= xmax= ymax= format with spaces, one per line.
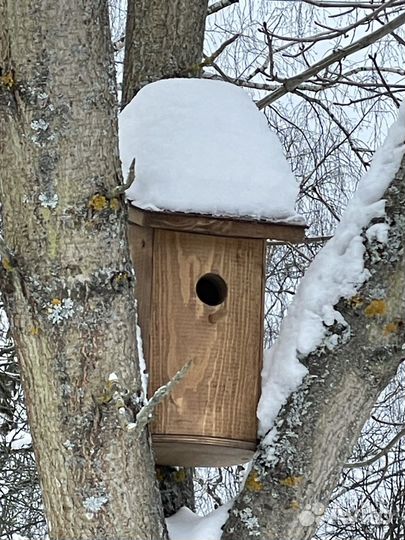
xmin=152 ymin=435 xmax=256 ymax=467
xmin=128 ymin=205 xmax=306 ymax=242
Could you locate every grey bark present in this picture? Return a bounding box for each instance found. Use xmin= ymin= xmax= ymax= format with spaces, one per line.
xmin=122 ymin=0 xmax=208 ymax=517
xmin=121 ymin=0 xmax=209 ymax=108
xmin=221 ymin=155 xmax=405 ymax=538
xmin=157 ymin=466 xmax=195 ymax=517
xmin=0 ymin=1 xmax=167 ymax=538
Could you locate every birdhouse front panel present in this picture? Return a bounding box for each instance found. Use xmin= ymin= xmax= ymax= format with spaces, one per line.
xmin=148 ymin=229 xmax=264 ymax=462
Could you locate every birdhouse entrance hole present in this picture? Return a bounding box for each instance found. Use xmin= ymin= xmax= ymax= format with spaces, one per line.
xmin=196 ymin=273 xmax=227 ymax=306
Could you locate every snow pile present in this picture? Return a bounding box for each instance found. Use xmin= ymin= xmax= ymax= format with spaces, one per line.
xmin=258 ymin=104 xmax=405 ymax=440
xmin=119 ymin=78 xmax=300 ymax=221
xmin=166 ymin=503 xmax=232 ymax=540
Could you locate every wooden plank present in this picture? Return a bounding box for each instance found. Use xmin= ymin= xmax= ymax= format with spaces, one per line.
xmin=149 ymin=229 xmax=264 ymax=457
xmin=128 ymin=205 xmax=306 ymax=242
xmin=127 ymin=223 xmax=153 ymax=362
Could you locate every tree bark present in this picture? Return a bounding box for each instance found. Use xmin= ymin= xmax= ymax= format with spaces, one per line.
xmin=0 ymin=1 xmax=167 ymax=538
xmin=221 ymin=154 xmax=405 ymax=538
xmin=122 ymin=0 xmax=208 ymax=517
xmin=121 ymin=0 xmax=209 ymax=108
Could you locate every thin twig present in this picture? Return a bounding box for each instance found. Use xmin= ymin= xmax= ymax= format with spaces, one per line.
xmin=369 ymin=53 xmax=401 ymax=107
xmin=202 ymin=33 xmax=240 ymax=67
xmin=107 ymin=158 xmax=136 ymax=199
xmin=128 ymin=360 xmax=192 ymax=436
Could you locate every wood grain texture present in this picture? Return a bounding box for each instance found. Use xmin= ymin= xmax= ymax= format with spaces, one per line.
xmin=128 ymin=206 xmax=306 ymax=242
xmin=149 ymin=229 xmax=265 ymax=465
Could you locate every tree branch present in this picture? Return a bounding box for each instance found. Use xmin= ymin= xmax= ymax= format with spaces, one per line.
xmin=129 ymin=360 xmax=192 ymax=436
xmin=207 ymin=0 xmax=239 ymax=16
xmin=256 ymin=11 xmax=405 ymax=109
xmin=344 ymin=426 xmax=405 ymax=469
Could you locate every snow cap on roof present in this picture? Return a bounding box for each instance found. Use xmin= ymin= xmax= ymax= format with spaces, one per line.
xmin=119 ymin=78 xmax=300 ymax=221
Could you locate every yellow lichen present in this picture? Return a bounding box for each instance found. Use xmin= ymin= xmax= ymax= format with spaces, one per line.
xmin=174 ymin=469 xmax=187 ymax=483
xmin=364 ymin=299 xmax=387 ymax=317
xmin=30 ymin=326 xmax=40 ymax=336
xmin=384 ymin=321 xmax=400 ymax=335
xmin=279 ymin=476 xmax=304 ymax=488
xmin=89 ymin=194 xmax=108 ymax=211
xmin=350 ymin=294 xmax=364 ymax=309
xmin=51 ymin=298 xmax=62 ymax=305
xmin=0 ymin=72 xmax=15 ymax=89
xmin=2 ymin=257 xmax=13 ymax=272
xmin=289 ymin=500 xmax=301 ymax=511
xmin=245 ymin=471 xmax=264 ymax=492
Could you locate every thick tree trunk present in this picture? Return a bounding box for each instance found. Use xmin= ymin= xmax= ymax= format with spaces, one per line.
xmin=222 ymin=154 xmax=405 ymax=538
xmin=0 ymin=2 xmax=167 ymax=538
xmin=122 ymin=0 xmax=208 ymax=517
xmin=121 ymin=0 xmax=209 ymax=107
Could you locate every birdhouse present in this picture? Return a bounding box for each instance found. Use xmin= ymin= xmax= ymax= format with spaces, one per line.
xmin=120 ymin=77 xmax=306 ymax=466
xmin=128 ymin=207 xmax=305 ymax=466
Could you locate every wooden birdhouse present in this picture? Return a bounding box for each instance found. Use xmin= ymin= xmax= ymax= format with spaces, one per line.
xmin=128 ymin=207 xmax=305 ymax=466
xmin=120 ymin=77 xmax=306 ymax=466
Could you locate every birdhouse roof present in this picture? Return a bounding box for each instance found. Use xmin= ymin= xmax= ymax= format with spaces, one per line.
xmin=119 ymin=78 xmax=304 ymax=224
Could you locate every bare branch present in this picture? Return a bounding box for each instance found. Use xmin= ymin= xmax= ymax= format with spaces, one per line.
xmin=301 ymin=0 xmax=405 ymax=8
xmin=256 ymin=11 xmax=405 ymax=109
xmin=344 ymin=427 xmax=405 ymax=469
xmin=202 ymin=33 xmax=240 ymax=67
xmin=107 ymin=158 xmax=136 ymax=199
xmin=369 ymin=53 xmax=401 ymax=107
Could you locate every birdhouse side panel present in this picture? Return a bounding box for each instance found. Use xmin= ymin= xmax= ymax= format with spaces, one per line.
xmin=127 ymin=223 xmax=154 ymax=361
xmin=150 ymin=229 xmax=265 ymax=445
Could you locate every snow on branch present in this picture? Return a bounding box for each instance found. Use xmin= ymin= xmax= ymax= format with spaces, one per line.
xmin=207 ymin=0 xmax=239 ymax=16
xmin=258 ymin=104 xmax=405 ymax=439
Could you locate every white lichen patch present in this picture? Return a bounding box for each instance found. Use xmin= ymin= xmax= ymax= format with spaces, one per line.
xmin=298 ymin=502 xmax=325 ymax=527
xmin=39 ymin=192 xmax=59 ymax=209
xmin=231 ymin=508 xmax=260 ymax=537
xmin=83 ymin=495 xmax=109 ymax=515
xmin=108 ymin=372 xmax=119 ymax=382
xmin=31 ymin=118 xmax=49 ymax=131
xmin=63 ymin=439 xmax=74 ymax=450
xmin=36 ymin=91 xmax=49 ymax=108
xmin=47 ymin=298 xmax=75 ymax=324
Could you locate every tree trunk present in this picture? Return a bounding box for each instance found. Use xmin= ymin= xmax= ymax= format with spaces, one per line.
xmin=122 ymin=0 xmax=209 ymax=517
xmin=221 ymin=153 xmax=405 ymax=538
xmin=0 ymin=1 xmax=167 ymax=538
xmin=121 ymin=0 xmax=208 ymax=107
